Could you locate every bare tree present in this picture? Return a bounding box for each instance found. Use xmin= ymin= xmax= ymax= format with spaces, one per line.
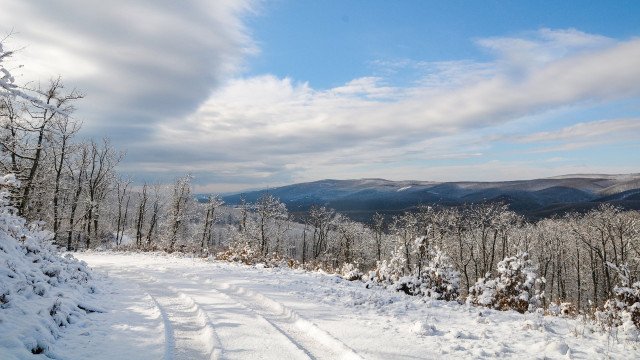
xmin=371 ymin=212 xmax=385 ymax=262
xmin=134 ymin=183 xmax=148 ymax=248
xmin=114 ymin=177 xmax=132 ymax=248
xmin=200 ymin=195 xmax=224 ymax=254
xmin=248 ymin=193 xmax=289 ymax=255
xmin=18 ymin=78 xmax=83 ymax=218
xmin=51 ymin=114 xmax=82 ymax=242
xmin=308 ymin=205 xmax=334 ymax=259
xmin=145 ymin=183 xmax=162 ymax=249
xmin=66 ymin=142 xmax=90 ymax=250
xmin=168 ymin=175 xmax=193 ymax=252
xmin=84 ymin=138 xmax=123 ymax=248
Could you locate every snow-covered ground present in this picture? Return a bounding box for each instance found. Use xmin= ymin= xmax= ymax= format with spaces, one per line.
xmin=39 ymin=251 xmax=636 ymax=360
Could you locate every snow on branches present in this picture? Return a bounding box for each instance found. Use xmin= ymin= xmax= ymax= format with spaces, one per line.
xmin=1 ymin=38 xmax=72 ymax=116
xmin=596 ymin=263 xmax=640 ymax=332
xmin=467 ymin=253 xmax=544 ymax=313
xmin=367 ymin=236 xmax=460 ymax=301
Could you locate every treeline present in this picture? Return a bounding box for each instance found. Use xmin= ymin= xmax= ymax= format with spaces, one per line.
xmin=219 ymin=199 xmax=640 ymax=312
xmin=0 ymin=77 xmax=123 ymax=251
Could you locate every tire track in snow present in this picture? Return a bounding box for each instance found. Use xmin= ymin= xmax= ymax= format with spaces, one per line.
xmin=141 ymin=269 xmax=314 ymax=360
xmin=115 ymin=264 xmax=363 ymax=359
xmin=209 ymin=279 xmax=364 ymax=360
xmin=107 ymin=269 xmax=178 ymax=360
xmin=147 ymin=293 xmax=175 ymax=360
xmin=121 ymin=269 xmax=222 ymax=360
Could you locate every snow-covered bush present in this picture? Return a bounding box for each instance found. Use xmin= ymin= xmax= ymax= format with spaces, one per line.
xmin=366 ymin=256 xmax=406 ymax=286
xmin=216 ymin=241 xmax=262 ymax=265
xmin=392 ymin=249 xmax=460 ymax=301
xmin=467 ymin=253 xmax=544 ymax=313
xmin=366 ymin=237 xmax=460 ymax=301
xmin=216 ymin=241 xmax=294 ymax=268
xmin=0 ymin=174 xmax=99 ymax=357
xmin=595 ymin=264 xmax=640 ymax=331
xmin=546 ymin=301 xmax=577 ymax=317
xmin=340 ymin=262 xmax=363 ymax=281
xmin=419 ymin=249 xmax=460 ymax=301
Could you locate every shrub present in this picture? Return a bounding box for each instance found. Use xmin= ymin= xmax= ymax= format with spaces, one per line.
xmin=366 ymin=238 xmax=460 ymax=301
xmin=216 ymin=241 xmax=294 ymax=268
xmin=216 ymin=242 xmax=260 ymax=265
xmin=595 ymin=264 xmax=640 ymax=330
xmin=467 ymin=253 xmax=544 ymax=313
xmin=340 ymin=263 xmax=363 ymax=281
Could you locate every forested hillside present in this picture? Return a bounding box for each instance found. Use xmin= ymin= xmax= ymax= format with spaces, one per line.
xmin=218 ymin=176 xmax=640 ymax=221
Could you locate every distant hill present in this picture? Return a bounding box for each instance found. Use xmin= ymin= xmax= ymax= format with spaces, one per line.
xmin=207 ymin=174 xmax=640 ymax=222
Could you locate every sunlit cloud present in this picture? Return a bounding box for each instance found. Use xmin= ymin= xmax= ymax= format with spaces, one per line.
xmin=149 ymin=29 xmax=640 ymax=190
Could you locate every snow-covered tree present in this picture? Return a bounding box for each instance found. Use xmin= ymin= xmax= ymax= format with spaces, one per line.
xmin=199 ymin=194 xmax=224 ymax=255
xmin=307 ymin=205 xmax=334 ymax=260
xmin=247 ymin=193 xmax=289 ymax=255
xmin=113 ymin=177 xmax=132 ymax=248
xmin=166 ymin=175 xmax=194 ymax=252
xmin=467 ymin=253 xmax=544 ymax=313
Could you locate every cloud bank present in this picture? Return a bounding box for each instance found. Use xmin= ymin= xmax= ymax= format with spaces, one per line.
xmin=149 ymin=29 xmax=640 ymax=190
xmin=1 ymin=0 xmax=257 ymax=133
xmin=1 ymin=4 xmax=638 ymax=193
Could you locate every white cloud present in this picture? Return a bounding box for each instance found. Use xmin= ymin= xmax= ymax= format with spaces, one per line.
xmin=144 ymin=29 xmax=640 ymax=191
xmin=477 ymin=28 xmax=614 ymax=73
xmin=517 ymin=118 xmax=640 ymax=143
xmin=423 ymin=153 xmax=484 ymax=160
xmin=2 ymin=10 xmax=638 ymax=192
xmin=0 ymin=0 xmax=258 ymax=129
xmin=371 ymin=161 xmax=640 ymax=183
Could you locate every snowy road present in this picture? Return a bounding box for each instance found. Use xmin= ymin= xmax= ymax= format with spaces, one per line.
xmin=122 ymin=267 xmax=361 ymax=360
xmin=63 ymin=252 xmax=639 ymax=360
xmin=73 ymin=253 xmax=367 ymax=360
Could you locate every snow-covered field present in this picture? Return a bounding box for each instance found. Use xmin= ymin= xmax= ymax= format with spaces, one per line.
xmin=27 ymin=251 xmax=633 ymax=360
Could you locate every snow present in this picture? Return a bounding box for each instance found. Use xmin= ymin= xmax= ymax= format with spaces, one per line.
xmin=52 ymin=272 xmax=165 ymax=360
xmin=1 ymin=45 xmax=70 ymax=117
xmin=2 ymin=240 xmax=639 ymax=359
xmin=1 ymin=173 xmax=638 ymax=360
xmin=52 ymin=251 xmax=638 ymax=359
xmin=0 ymin=175 xmax=99 ymax=358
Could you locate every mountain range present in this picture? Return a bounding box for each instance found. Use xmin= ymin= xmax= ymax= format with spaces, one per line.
xmin=214 ymin=174 xmax=640 ymax=222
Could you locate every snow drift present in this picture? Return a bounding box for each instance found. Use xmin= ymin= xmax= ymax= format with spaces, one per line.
xmin=0 ymin=175 xmax=98 ymax=358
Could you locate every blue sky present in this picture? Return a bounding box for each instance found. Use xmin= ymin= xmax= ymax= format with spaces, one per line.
xmin=247 ymin=1 xmax=640 ymax=88
xmin=2 ymin=1 xmax=640 ymax=192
